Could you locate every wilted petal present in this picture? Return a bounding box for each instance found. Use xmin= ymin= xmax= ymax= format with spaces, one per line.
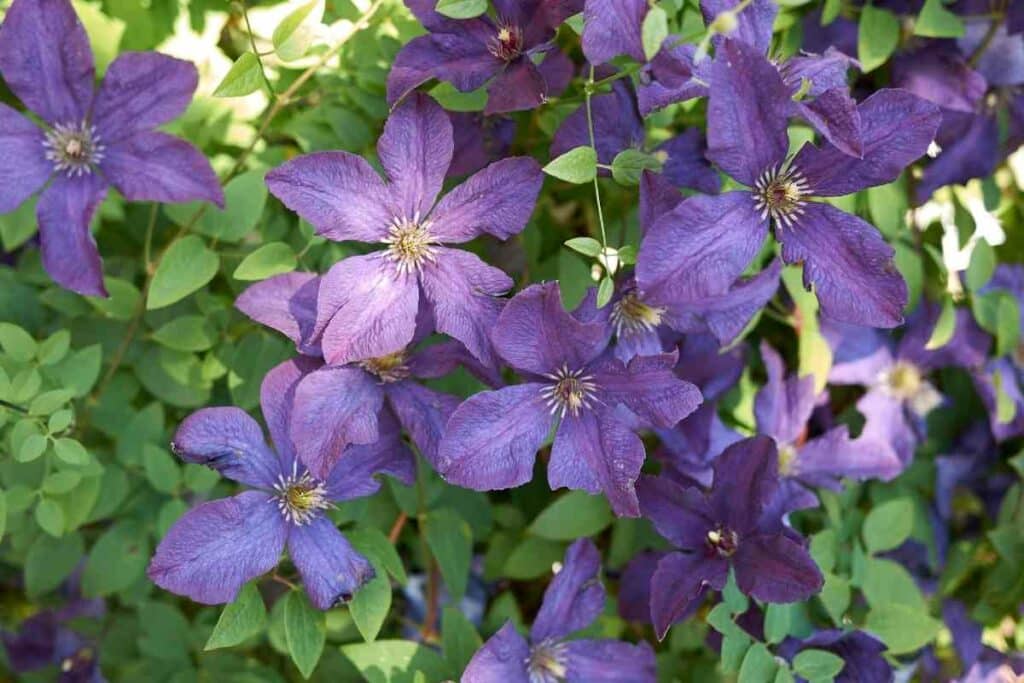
xmin=92 ymin=52 xmax=197 ymax=141
xmin=0 ymin=0 xmax=94 ymax=125
xmin=378 ymin=93 xmax=453 ymax=218
xmin=236 ymin=272 xmax=321 ymax=356
xmin=288 ymin=517 xmax=375 ymax=610
xmin=266 ymin=152 xmax=392 ymax=243
xmin=171 ymin=407 xmax=281 ymax=488
xmin=656 ymin=129 xmax=721 ymax=195
xmin=708 ymin=436 xmax=780 ymax=534
xmin=438 ymin=384 xmax=554 ymax=490
xmin=485 ymin=58 xmax=548 ymax=114
xmin=385 ymin=380 xmax=460 ymax=466
xmin=637 ymin=474 xmax=716 ymax=549
xmin=564 ymin=639 xmax=658 ymax=682
xmin=148 ymin=491 xmax=286 ymax=605
xmin=532 ymin=539 xmax=605 ymax=642
xmin=701 ymin=0 xmax=777 ymax=55
xmin=795 ymin=87 xmax=862 ymax=159
xmin=36 ymin=173 xmax=107 ymax=297
xmin=325 ymin=408 xmax=416 ymax=501
xmin=315 ymin=254 xmax=420 ymax=366
xmin=582 ymin=0 xmax=646 ymax=64
xmin=462 ymin=621 xmax=531 ymax=683
xmin=0 ymin=104 xmax=49 ymax=212
xmin=733 ymin=533 xmax=823 ymax=603
xmin=754 ymin=342 xmax=816 ymax=445
xmin=590 ymin=353 xmax=702 ymax=428
xmin=387 ymin=33 xmax=499 ymax=106
xmin=100 ymin=131 xmax=223 ymax=206
xmin=650 ymin=551 xmax=727 ymax=639
xmin=429 ymin=157 xmax=543 ymax=242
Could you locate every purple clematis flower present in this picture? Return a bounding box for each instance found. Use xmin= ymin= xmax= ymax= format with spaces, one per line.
xmin=388 ymin=0 xmax=580 ymax=114
xmin=266 ymin=94 xmax=542 ymax=369
xmin=448 ymin=112 xmax=517 ymax=178
xmin=2 ymin=595 xmax=105 ymax=683
xmin=639 ymin=39 xmax=940 ymax=328
xmin=0 ymin=0 xmax=223 ymax=296
xmin=637 ymin=435 xmax=824 ymax=639
xmin=438 ymin=282 xmax=702 ymax=517
xmin=777 ymin=629 xmax=892 ymax=683
xmin=972 ymin=265 xmax=1024 ymax=441
xmin=148 ymin=361 xmax=414 ymax=609
xmin=462 ymin=539 xmax=657 ymax=682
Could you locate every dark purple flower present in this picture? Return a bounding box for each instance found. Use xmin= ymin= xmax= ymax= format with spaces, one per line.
xmin=777 ymin=629 xmax=892 ymax=683
xmin=148 ymin=361 xmax=414 ymax=609
xmin=638 ymin=436 xmax=824 ymax=639
xmin=636 ymin=40 xmax=711 ymax=117
xmin=639 ymin=39 xmax=940 ymax=328
xmin=448 ymin=112 xmax=517 ymax=178
xmin=462 ymin=539 xmax=657 ymax=682
xmin=0 ymin=0 xmax=223 ymax=296
xmin=438 ymin=282 xmax=702 ymax=516
xmin=266 ymin=94 xmax=542 ymax=369
xmin=388 ymin=0 xmax=581 ymax=114
xmin=2 ymin=598 xmax=106 ymax=683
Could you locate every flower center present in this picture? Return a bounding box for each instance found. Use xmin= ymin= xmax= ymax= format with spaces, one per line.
xmin=753 ymin=164 xmax=808 ymax=228
xmin=610 ymin=290 xmax=665 ymax=338
xmin=360 ymin=351 xmax=410 ymax=383
xmin=488 ymin=22 xmax=524 ymax=61
xmin=43 ymin=122 xmax=104 ymax=176
xmin=777 ymin=442 xmax=797 ymax=476
xmin=383 ymin=214 xmax=437 ymax=275
xmin=526 ymin=639 xmax=568 ymax=683
xmin=540 ymin=364 xmax=599 ymax=418
xmin=273 ymin=464 xmax=331 ymax=526
xmin=706 ymin=526 xmax=739 ymax=557
xmin=883 ymin=361 xmax=922 ymax=400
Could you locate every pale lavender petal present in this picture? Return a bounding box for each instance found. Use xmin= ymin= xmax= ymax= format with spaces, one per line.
xmin=379 ymin=93 xmax=453 ymax=218
xmin=260 ymin=357 xmax=320 ymax=471
xmin=966 ymin=24 xmax=1024 ymax=87
xmin=792 ymin=426 xmax=903 ymax=488
xmin=387 ymin=33 xmax=500 ymax=106
xmin=92 ymin=52 xmax=197 ymax=141
xmin=650 ymin=551 xmax=727 ymax=639
xmin=0 ymin=103 xmax=49 ymax=212
xmin=462 ymin=621 xmax=531 ymax=683
xmin=589 ymin=353 xmax=702 ymax=428
xmin=485 ymin=58 xmax=548 ymax=114
xmin=100 ymin=131 xmax=223 ymax=206
xmin=892 ymin=48 xmax=986 ymax=113
xmin=754 ymin=342 xmax=816 ymax=445
xmin=733 ymin=533 xmax=823 ymax=603
xmin=171 ymin=407 xmax=281 ymax=488
xmin=37 ymin=173 xmax=107 ymax=297
xmin=288 ymin=517 xmax=375 ymax=609
xmin=531 ymin=539 xmax=604 ymax=642
xmin=823 ymin=321 xmax=895 ymax=385
xmin=325 ymin=408 xmax=416 ymax=501
xmin=708 ymin=436 xmax=780 ymax=534
xmin=582 ymin=0 xmax=646 ymax=65
xmin=701 ymin=0 xmax=777 ymax=55
xmin=564 ymin=639 xmax=658 ymax=682
xmin=148 ymin=491 xmax=286 ymax=605
xmin=656 ymin=129 xmax=721 ymax=195
xmin=856 ymin=389 xmax=917 ymax=465
xmin=637 ymin=474 xmax=716 ymax=549
xmin=384 ymin=380 xmax=460 ymax=467
xmin=236 ymin=272 xmax=321 ymax=356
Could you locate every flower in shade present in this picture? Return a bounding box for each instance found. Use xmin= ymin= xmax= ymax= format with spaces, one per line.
xmin=639 ymin=39 xmax=940 ymax=328
xmin=266 ymin=94 xmax=542 ymax=369
xmin=2 ymin=595 xmax=105 ymax=683
xmin=0 ymin=0 xmax=223 ymax=296
xmin=971 ymin=265 xmax=1024 ymax=441
xmin=462 ymin=539 xmax=657 ymax=682
xmin=387 ymin=0 xmax=580 ymax=114
xmin=638 ymin=435 xmax=824 ymax=639
xmin=448 ymin=112 xmax=517 ymax=178
xmin=148 ymin=361 xmax=414 ymax=609
xmin=776 ymin=629 xmax=892 ymax=683
xmin=438 ymin=282 xmax=702 ymax=517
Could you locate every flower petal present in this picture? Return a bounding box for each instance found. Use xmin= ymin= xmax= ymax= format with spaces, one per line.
xmin=916 ymin=111 xmax=998 ymax=204
xmin=650 ymin=551 xmax=726 ymax=640
xmin=781 ymin=48 xmax=857 ymax=97
xmin=754 ymin=342 xmax=816 ymax=445
xmin=792 ymin=426 xmax=903 ymax=488
xmin=531 ymin=539 xmax=605 ymax=642
xmin=485 ymin=58 xmax=548 ymax=114
xmin=325 ymin=407 xmax=416 ymax=501
xmin=856 ymin=388 xmax=916 ymax=466
xmin=100 ymin=131 xmax=223 ymax=206
xmin=462 ymin=621 xmax=531 ymax=683
xmin=581 ymin=0 xmax=646 ymax=64
xmin=637 ymin=41 xmax=708 ymax=116
xmin=387 ymin=33 xmax=501 ymax=106
xmin=564 ymin=639 xmax=658 ymax=682
xmin=733 ymin=533 xmax=823 ymax=603
xmin=892 ymin=48 xmax=985 ymax=114
xmin=0 ymin=0 xmax=94 ymax=125
xmin=823 ymin=320 xmax=894 ymax=385
xmin=656 ymin=129 xmax=721 ymax=195
xmin=637 ymin=474 xmax=716 ymax=549
xmin=0 ymin=104 xmax=49 ymax=212
xmin=92 ymin=52 xmax=198 ymax=141
xmin=638 ymin=170 xmax=682 ymax=233
xmin=287 ymin=517 xmax=375 ymax=610
xmin=617 ymin=550 xmax=662 ymax=622
xmin=701 ymin=0 xmax=777 ymax=55
xmin=147 ymin=491 xmax=286 ymax=605
xmin=235 ymin=272 xmax=321 ymax=356
xmin=171 ymin=406 xmax=281 ymax=488
xmin=265 ymin=151 xmax=393 ymax=243
xmin=260 ymin=357 xmax=320 ymax=472
xmin=36 ymin=173 xmax=107 ymax=297
xmin=779 ymin=202 xmax=906 ymax=328
xmin=708 ymin=435 xmax=780 ymax=534
xmin=378 ymin=93 xmax=453 ymax=219
xmin=589 ymin=353 xmax=702 ymax=429
xmin=795 ymin=87 xmax=863 ymax=159
xmin=384 ymin=380 xmax=460 ymax=467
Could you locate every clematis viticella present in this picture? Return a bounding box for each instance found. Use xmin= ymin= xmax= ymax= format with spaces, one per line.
xmin=462 ymin=539 xmax=657 ymax=683
xmin=0 ymin=0 xmax=223 ymax=297
xmin=438 ymin=281 xmax=702 ymax=517
xmin=266 ymin=94 xmax=542 ymax=370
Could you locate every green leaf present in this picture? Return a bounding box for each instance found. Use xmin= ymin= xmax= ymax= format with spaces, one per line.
xmin=442 ymin=607 xmax=482 ymax=675
xmin=822 ymin=0 xmax=841 ymax=23
xmin=36 ymin=330 xmax=70 ymax=366
xmin=925 ymin=297 xmax=956 ymax=350
xmin=611 ymin=149 xmax=663 ymax=186
xmin=284 ymin=591 xmax=326 ymax=679
xmin=42 ymin=471 xmax=82 ymax=495
xmin=24 ymin=532 xmax=83 ymax=597
xmin=81 ymin=521 xmax=150 ymax=597
xmin=862 ymin=497 xmax=914 ymax=553
xmin=147 ymin=235 xmax=220 ymax=310
xmin=529 ymin=490 xmax=613 ymax=541
xmin=995 ymin=370 xmax=1019 ymax=425
xmin=763 ymin=604 xmax=793 ymax=645
xmin=0 ymin=196 xmax=36 ymax=251
xmin=738 ymin=643 xmax=778 ymax=683
xmin=793 ymin=648 xmax=845 ymax=680
xmin=341 ymin=640 xmax=450 ymax=683
xmin=349 ymin=572 xmax=391 ymax=642
xmin=819 ymin=572 xmax=851 ymax=624
xmin=35 ymin=499 xmax=65 ymax=537
xmin=166 ymin=171 xmax=268 ymax=244
xmin=995 ymin=295 xmax=1020 ymax=358
xmin=29 ymin=389 xmax=73 ymax=416
xmin=596 ymin=275 xmax=614 ymax=308
xmin=775 ymin=668 xmax=797 ymax=683
xmin=564 ymin=237 xmax=603 ymax=258
xmin=864 ymin=604 xmax=942 ymax=654
xmin=0 ymin=322 xmax=36 ymax=362
xmin=544 ymin=146 xmax=598 ymax=184
xmin=424 ymin=509 xmax=472 ymax=601
xmin=71 ymin=0 xmax=125 ymax=72
xmin=722 ymin=570 xmax=749 ymax=614
xmin=867 ymin=179 xmax=907 ymax=240
xmin=641 ymin=6 xmax=669 ymax=61
xmin=348 ymin=527 xmax=408 ymax=584
xmin=273 ymin=0 xmax=324 ymax=62
xmin=859 ymin=556 xmax=926 ymax=611
xmin=143 ymin=444 xmax=181 ymax=494
xmin=17 ymin=434 xmax=48 ymax=463
xmin=0 ymin=490 xmax=6 ymax=543
xmin=915 ymin=0 xmax=964 ymax=38
xmin=49 ymin=344 xmax=102 ymax=397
xmin=53 ymin=438 xmax=89 ymax=466
xmin=206 ymin=582 xmax=267 ymax=650
xmin=435 ymin=0 xmax=487 ymax=19
xmin=503 ymin=536 xmax=565 ymax=579
xmin=233 ymin=242 xmax=297 ymax=281
xmin=213 ymin=52 xmax=265 ymax=97
xmin=152 ymin=316 xmax=215 ymax=352
xmin=965 ymin=239 xmax=995 ymax=291
xmin=782 ymin=266 xmax=832 ymax=391
xmin=858 ymin=4 xmax=900 ymax=72
xmin=810 ymin=529 xmax=838 ymax=572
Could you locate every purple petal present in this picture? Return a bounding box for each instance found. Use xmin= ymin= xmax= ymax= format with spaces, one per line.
xmin=701 ymin=0 xmax=778 ymax=55
xmin=290 ymin=366 xmax=384 ymax=479
xmin=325 ymin=407 xmax=416 ymax=501
xmin=794 ymin=89 xmax=941 ymax=196
xmin=638 ymin=171 xmax=682 ymax=233
xmin=564 ymin=639 xmax=658 ymax=682
xmin=590 ymin=353 xmax=702 ymax=428
xmin=856 ymin=389 xmax=916 ymax=466
xmin=537 ymin=47 xmax=574 ymax=96
xmin=708 ymin=436 xmax=780 ymax=534
xmin=823 ymin=321 xmax=895 ymax=385
xmin=706 ymin=39 xmax=790 ymax=186
xmin=531 ymin=539 xmax=605 ymax=642
xmin=754 ymin=342 xmax=816 ymax=445
xmin=581 ymin=0 xmax=646 ymax=64
xmin=462 ymin=621 xmax=531 ymax=683
xmin=260 ymin=357 xmax=319 ymax=471
xmin=387 ymin=33 xmax=500 ymax=106
xmin=617 ymin=550 xmax=662 ymax=622
xmin=265 ymin=151 xmax=392 ymax=243
xmin=779 ymin=202 xmax=906 ymax=328
xmin=916 ymin=111 xmax=998 ymax=203
xmin=551 ymin=82 xmax=643 ymax=168
xmin=795 ymin=87 xmax=863 ymax=159
xmin=0 ymin=104 xmax=49 ymax=212
xmin=892 ymin=48 xmax=986 ymax=114
xmin=485 ymin=58 xmax=548 ymax=114
xmin=148 ymin=491 xmax=286 ymax=605
xmin=171 ymin=406 xmax=281 ymax=488
xmin=637 ymin=191 xmax=768 ymax=302
xmin=0 ymin=0 xmax=94 ymax=125
xmin=897 ymin=304 xmax=990 ymax=372
xmin=650 ymin=551 xmax=727 ymax=639
xmin=676 ymin=333 xmax=746 ymax=400
xmin=314 ymin=254 xmax=420 ymax=366
xmin=236 ymin=272 xmax=321 ymax=356
xmin=781 ymin=48 xmax=857 ymax=97
xmin=92 ymin=52 xmax=197 ymax=141
xmin=100 ymin=131 xmax=223 ymax=206
xmin=448 ymin=112 xmax=516 ymax=178
xmin=428 ymin=157 xmax=543 ymax=242
xmin=384 ymin=380 xmax=460 ymax=467
xmin=656 ymin=129 xmax=721 ymax=195
xmin=733 ymin=532 xmax=823 ymax=603
xmin=437 ymin=384 xmax=553 ymax=490
xmin=792 ymin=426 xmax=903 ymax=488
xmin=637 ymin=41 xmax=709 ymax=116
xmin=637 ymin=474 xmax=716 ymax=549
xmin=379 ymin=93 xmax=452 ymax=218
xmin=492 ymin=282 xmax=610 ymax=377
xmin=288 ymin=517 xmax=375 ymax=609
xmin=966 ymin=24 xmax=1024 ymax=87
xmin=36 ymin=173 xmax=107 ymax=297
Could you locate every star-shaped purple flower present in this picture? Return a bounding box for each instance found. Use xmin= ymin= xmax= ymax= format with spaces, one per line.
xmin=148 ymin=361 xmax=414 ymax=609
xmin=438 ymin=281 xmax=702 ymax=516
xmin=266 ymin=94 xmax=542 ymax=369
xmin=0 ymin=0 xmax=223 ymax=296
xmin=387 ymin=0 xmax=580 ymax=114
xmin=639 ymin=39 xmax=940 ymax=328
xmin=462 ymin=539 xmax=656 ymax=682
xmin=638 ymin=436 xmax=824 ymax=639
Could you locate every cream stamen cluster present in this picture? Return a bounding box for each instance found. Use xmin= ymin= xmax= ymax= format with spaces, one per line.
xmin=273 ymin=463 xmax=331 ymax=526
xmin=383 ymin=212 xmax=437 ymax=275
xmin=540 ymin=364 xmax=599 ymax=418
xmin=488 ymin=22 xmax=524 ymax=61
xmin=609 ymin=291 xmax=666 ymax=338
xmin=360 ymin=351 xmax=411 ymax=383
xmin=526 ymin=639 xmax=569 ymax=683
xmin=753 ymin=163 xmax=809 ymax=228
xmin=43 ymin=121 xmax=104 ymax=177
